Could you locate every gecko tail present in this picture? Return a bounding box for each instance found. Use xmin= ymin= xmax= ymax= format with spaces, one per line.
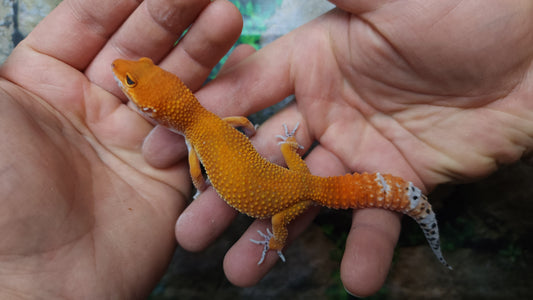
xmin=309 ymin=173 xmax=452 ymax=268
xmin=408 ymin=194 xmax=453 ymax=270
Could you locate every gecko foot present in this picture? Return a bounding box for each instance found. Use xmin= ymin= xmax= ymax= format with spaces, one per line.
xmin=193 ymin=189 xmax=201 ymax=200
xmin=250 ymin=228 xmax=286 ymax=265
xmin=192 ymin=178 xmax=211 ymax=200
xmin=276 ymin=123 xmax=304 ymax=149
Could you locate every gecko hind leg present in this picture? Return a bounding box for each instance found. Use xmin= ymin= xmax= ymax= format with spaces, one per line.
xmin=250 ymin=228 xmax=286 ymax=265
xmin=249 ymin=124 xmax=313 ymax=265
xmin=250 ymin=199 xmax=314 ymax=265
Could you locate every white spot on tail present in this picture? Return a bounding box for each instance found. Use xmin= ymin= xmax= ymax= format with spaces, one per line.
xmin=375 ymin=172 xmax=390 ymax=194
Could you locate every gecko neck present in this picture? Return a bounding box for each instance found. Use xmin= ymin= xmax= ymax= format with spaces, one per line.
xmin=150 ymin=92 xmax=208 ymax=135
xmin=183 ymin=105 xmax=226 ymax=145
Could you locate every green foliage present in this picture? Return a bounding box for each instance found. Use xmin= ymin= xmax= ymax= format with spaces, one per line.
xmin=237 ymin=34 xmax=262 ymax=49
xmin=498 ymin=243 xmax=523 ymax=263
xmin=244 ymin=1 xmax=254 ymax=16
xmin=208 ymin=0 xmax=284 ymax=79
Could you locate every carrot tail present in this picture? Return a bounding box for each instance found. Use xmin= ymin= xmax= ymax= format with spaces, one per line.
xmin=310 ymin=172 xmax=452 ymax=269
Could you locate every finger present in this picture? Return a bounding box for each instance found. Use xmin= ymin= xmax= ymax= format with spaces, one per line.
xmin=341 ymin=209 xmax=401 ymax=297
xmin=142 ymin=125 xmax=187 ymax=169
xmin=159 ymin=0 xmax=243 ymax=91
xmin=87 ymin=0 xmax=212 ymax=94
xmin=175 ymin=187 xmax=238 ymax=251
xmin=19 ymin=0 xmax=139 ymax=70
xmin=196 ymin=30 xmax=297 ymax=117
xmin=218 ymin=44 xmax=257 ymax=75
xmin=223 ymin=218 xmax=274 ymax=285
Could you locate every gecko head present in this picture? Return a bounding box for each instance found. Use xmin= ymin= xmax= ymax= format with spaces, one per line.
xmin=112 ymin=57 xmax=157 ymax=118
xmin=112 ymin=57 xmax=199 ymax=131
xmin=112 ymin=57 xmax=160 ymax=118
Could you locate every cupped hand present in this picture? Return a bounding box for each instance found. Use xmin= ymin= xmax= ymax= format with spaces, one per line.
xmin=0 ymin=0 xmax=242 ymax=298
xmin=172 ymin=0 xmax=533 ymax=296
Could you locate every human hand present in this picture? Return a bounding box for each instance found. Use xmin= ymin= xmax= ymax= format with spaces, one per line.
xmin=172 ymin=0 xmax=533 ymax=296
xmin=0 ymin=0 xmax=241 ymax=298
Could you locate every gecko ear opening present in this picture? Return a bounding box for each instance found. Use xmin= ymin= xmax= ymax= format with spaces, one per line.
xmin=125 ymin=73 xmax=137 ymax=87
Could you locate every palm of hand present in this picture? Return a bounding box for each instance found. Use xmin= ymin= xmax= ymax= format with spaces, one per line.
xmin=0 ymin=30 xmax=188 ymax=300
xmin=0 ymin=0 xmax=241 ymax=298
xmin=290 ymin=2 xmax=533 ymax=187
xmin=180 ymin=1 xmax=533 ymax=296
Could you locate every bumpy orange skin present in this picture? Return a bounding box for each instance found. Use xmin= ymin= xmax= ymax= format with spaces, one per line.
xmin=112 ymin=58 xmax=450 ymax=268
xmin=313 ymin=173 xmax=409 ymax=210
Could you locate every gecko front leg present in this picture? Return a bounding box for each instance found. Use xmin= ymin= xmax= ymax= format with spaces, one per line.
xmin=222 ymin=116 xmax=256 ymax=137
xmin=186 ymin=140 xmax=207 ymax=199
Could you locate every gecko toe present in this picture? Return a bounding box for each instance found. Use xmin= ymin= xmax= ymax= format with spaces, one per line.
xmin=250 ymin=228 xmax=285 ymax=264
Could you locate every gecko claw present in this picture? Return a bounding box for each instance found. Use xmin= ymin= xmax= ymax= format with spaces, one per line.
xmin=277 ymin=250 xmax=286 ymax=263
xmin=276 ymin=123 xmax=304 ymax=148
xmin=250 ymin=228 xmax=286 ymax=265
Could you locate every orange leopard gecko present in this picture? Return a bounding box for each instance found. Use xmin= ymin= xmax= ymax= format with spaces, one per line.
xmin=112 ymin=57 xmax=451 ymax=269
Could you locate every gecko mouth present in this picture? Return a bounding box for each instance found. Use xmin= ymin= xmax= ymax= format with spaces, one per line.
xmin=126 ymin=101 xmax=159 ymax=126
xmin=113 ymin=74 xmax=123 ymax=89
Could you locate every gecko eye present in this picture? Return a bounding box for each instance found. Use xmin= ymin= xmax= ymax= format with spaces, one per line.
xmin=125 ymin=73 xmax=137 ymax=87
